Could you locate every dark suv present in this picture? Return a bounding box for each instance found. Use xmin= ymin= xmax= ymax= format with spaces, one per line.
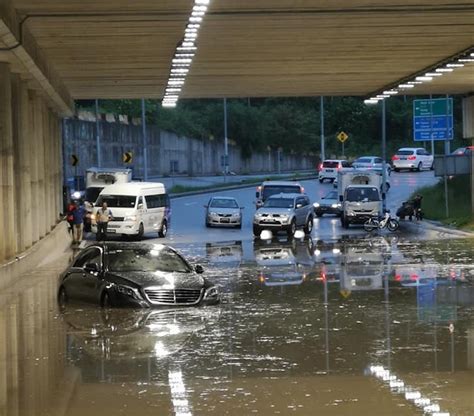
xmin=253 ymin=193 xmax=314 ymax=237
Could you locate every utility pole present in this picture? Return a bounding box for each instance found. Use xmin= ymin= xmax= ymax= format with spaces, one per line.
xmin=223 ymin=98 xmax=229 ymax=182
xmin=95 ymin=99 xmax=101 ymax=167
xmin=320 ymin=96 xmax=326 ymax=162
xmin=141 ymin=98 xmax=149 ymax=181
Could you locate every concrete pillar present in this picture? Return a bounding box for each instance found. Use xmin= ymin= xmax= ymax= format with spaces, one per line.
xmin=12 ymin=75 xmax=33 ymax=252
xmin=0 ymin=63 xmax=16 ymax=262
xmin=34 ymin=94 xmax=46 ymax=238
xmin=462 ymin=96 xmax=474 ymax=215
xmin=29 ymin=90 xmax=40 ymax=244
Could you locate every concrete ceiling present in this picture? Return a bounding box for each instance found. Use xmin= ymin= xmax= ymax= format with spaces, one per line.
xmin=0 ymin=0 xmax=473 ymax=106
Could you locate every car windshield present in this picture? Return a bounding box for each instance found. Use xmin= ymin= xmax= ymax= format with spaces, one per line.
xmin=324 ymin=191 xmax=338 ymax=199
xmin=262 ymin=186 xmax=300 ymax=200
xmin=210 ymin=198 xmax=238 ymax=208
xmin=107 ymin=247 xmax=191 ymax=273
xmin=396 ymin=150 xmax=414 ymax=156
xmin=355 ymin=158 xmax=372 ymax=164
xmin=96 ymin=195 xmax=136 ymax=208
xmin=346 ymin=187 xmax=380 ymax=202
xmin=264 ymin=198 xmax=295 ymax=208
xmin=323 ymin=161 xmax=339 ymax=168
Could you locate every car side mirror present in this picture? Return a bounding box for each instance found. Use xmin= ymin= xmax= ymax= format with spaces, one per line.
xmin=195 ymin=265 xmax=204 ymax=274
xmin=84 ymin=262 xmax=100 ymax=273
xmin=240 ymin=206 xmax=245 ymax=210
xmin=137 ymin=203 xmax=144 ymax=210
xmin=296 ymin=204 xmax=303 ymax=209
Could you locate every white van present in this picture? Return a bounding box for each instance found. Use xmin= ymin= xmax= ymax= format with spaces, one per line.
xmin=92 ymin=182 xmax=170 ymax=239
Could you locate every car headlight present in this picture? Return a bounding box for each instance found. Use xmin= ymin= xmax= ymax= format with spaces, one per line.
xmin=210 ymin=212 xmax=219 ymax=217
xmin=331 ymin=203 xmax=339 ymax=208
xmin=124 ymin=215 xmax=137 ymax=222
xmin=115 ymin=284 xmax=142 ymax=299
xmin=313 ymin=203 xmax=320 ymax=208
xmin=204 ymin=286 xmax=219 ymax=299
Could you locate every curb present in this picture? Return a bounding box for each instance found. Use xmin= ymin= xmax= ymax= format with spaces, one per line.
xmin=422 ymin=219 xmax=474 ymax=237
xmin=169 ymin=175 xmax=319 ymax=199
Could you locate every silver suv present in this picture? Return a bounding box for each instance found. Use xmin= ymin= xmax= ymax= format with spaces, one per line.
xmin=253 ymin=193 xmax=314 ymax=238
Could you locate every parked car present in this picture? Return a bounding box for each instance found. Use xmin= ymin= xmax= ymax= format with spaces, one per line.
xmin=318 ymin=159 xmax=351 ymax=183
xmin=352 ymin=156 xmax=391 ymax=175
xmin=452 ymin=146 xmax=473 ymax=156
xmin=253 ymin=193 xmax=314 ymax=237
xmin=255 ymin=180 xmax=305 ymax=208
xmin=313 ymin=190 xmax=342 ymax=217
xmin=204 ymin=196 xmax=243 ymax=228
xmin=391 ymin=147 xmax=434 ymax=172
xmin=57 ymin=243 xmax=220 ymax=308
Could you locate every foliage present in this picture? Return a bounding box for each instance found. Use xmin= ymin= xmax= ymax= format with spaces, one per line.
xmin=76 ymin=95 xmax=468 ymax=160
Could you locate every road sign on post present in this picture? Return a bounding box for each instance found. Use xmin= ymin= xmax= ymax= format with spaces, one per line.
xmin=123 ymin=151 xmax=133 ymax=164
xmin=71 ymin=154 xmax=79 ymax=166
xmin=337 ymin=131 xmax=349 ymax=143
xmin=413 ymin=98 xmax=453 ymax=141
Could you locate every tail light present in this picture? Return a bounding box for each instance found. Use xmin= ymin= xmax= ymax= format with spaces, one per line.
xmin=410 ymin=274 xmax=418 ymax=281
xmin=407 ymin=155 xmax=416 ymax=160
xmin=318 ymin=163 xmax=323 ymax=171
xmin=391 ymin=155 xmax=399 ymax=161
xmin=395 ymin=274 xmax=401 ymax=282
xmin=257 ymin=186 xmax=262 ymax=192
xmin=301 ymin=187 xmax=305 ymax=193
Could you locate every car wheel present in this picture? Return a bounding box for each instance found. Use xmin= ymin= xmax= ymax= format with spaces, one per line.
xmin=252 ymin=225 xmax=261 ymax=237
xmin=287 ymin=220 xmax=296 ymax=238
xmin=58 ymin=286 xmax=68 ymax=310
xmin=101 ymin=292 xmax=112 ymax=308
xmin=417 ymin=162 xmax=422 ymax=172
xmin=136 ymin=223 xmax=144 ymax=240
xmin=304 ymin=216 xmax=313 ymax=234
xmin=158 ymin=220 xmax=168 ymax=238
xmin=394 ymin=168 xmax=400 ymax=172
xmin=319 ymin=178 xmax=323 ymax=183
xmin=236 ymin=223 xmax=242 ymax=229
xmin=205 ymin=220 xmax=211 ymax=228
xmin=430 ymin=162 xmax=434 ymax=170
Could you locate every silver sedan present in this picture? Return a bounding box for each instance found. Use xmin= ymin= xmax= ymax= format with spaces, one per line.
xmin=204 ymin=196 xmax=243 ymax=228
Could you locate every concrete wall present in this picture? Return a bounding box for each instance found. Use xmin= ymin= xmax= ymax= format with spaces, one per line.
xmin=0 ymin=62 xmax=63 ymax=264
xmin=63 ymin=118 xmax=315 ymax=180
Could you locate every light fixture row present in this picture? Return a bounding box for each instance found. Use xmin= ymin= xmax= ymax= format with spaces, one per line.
xmin=162 ymin=0 xmax=210 ymax=108
xmin=364 ymin=50 xmax=474 ymax=105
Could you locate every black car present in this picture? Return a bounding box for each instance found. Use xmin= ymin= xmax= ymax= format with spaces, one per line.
xmin=58 ymin=242 xmax=220 ymax=308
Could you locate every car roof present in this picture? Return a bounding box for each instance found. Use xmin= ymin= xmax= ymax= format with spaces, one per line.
xmin=355 ymin=156 xmax=379 ymax=159
xmin=99 ymin=181 xmax=166 ymax=195
xmin=267 ymin=193 xmax=305 ymax=199
xmin=261 ymin=181 xmax=302 ymax=186
xmin=210 ymin=196 xmax=236 ymax=200
xmin=323 ymin=159 xmax=346 ymax=162
xmin=396 ymin=147 xmax=424 ymax=151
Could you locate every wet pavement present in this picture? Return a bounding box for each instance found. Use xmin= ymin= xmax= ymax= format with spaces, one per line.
xmin=1 ymin=234 xmax=473 ymax=416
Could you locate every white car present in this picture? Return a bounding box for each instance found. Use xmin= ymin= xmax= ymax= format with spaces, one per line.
xmin=391 ymin=147 xmax=434 ymax=172
xmin=318 ymin=159 xmax=351 ymax=183
xmin=352 ymin=156 xmax=391 ymax=175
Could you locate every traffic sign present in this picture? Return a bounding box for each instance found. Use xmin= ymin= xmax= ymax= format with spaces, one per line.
xmin=71 ymin=154 xmax=79 ymax=166
xmin=413 ymin=98 xmax=453 ymax=141
xmin=340 ymin=289 xmax=351 ymax=299
xmin=123 ymin=151 xmax=133 ymax=164
xmin=337 ymin=131 xmax=349 ymax=143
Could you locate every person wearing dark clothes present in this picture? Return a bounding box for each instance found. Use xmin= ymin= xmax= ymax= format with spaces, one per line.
xmin=66 ymin=201 xmax=76 ymax=234
xmin=72 ymin=204 xmax=86 ymax=243
xmin=413 ymin=194 xmax=423 ymax=220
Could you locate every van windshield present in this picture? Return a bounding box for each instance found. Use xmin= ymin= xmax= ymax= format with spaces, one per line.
xmin=262 ymin=185 xmax=300 ymax=200
xmin=346 ymin=187 xmax=380 ymax=202
xmin=85 ymin=187 xmax=104 ymax=203
xmin=396 ymin=150 xmax=414 ymax=155
xmin=96 ymin=195 xmax=136 ymax=208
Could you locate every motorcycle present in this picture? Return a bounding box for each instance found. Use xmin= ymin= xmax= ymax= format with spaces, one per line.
xmin=364 ymin=211 xmax=400 ymax=232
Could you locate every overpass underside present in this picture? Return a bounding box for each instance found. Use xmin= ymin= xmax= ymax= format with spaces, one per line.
xmin=0 ymin=0 xmax=473 ymax=264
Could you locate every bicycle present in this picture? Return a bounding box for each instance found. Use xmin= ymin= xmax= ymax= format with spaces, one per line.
xmin=364 ymin=211 xmax=399 ymax=232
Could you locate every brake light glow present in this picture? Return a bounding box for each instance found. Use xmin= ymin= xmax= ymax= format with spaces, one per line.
xmin=318 ymin=163 xmax=323 ymax=171
xmin=392 ymin=156 xmax=400 ymax=161
xmin=301 ymin=187 xmax=305 ymax=193
xmin=407 ymin=155 xmax=416 ymax=160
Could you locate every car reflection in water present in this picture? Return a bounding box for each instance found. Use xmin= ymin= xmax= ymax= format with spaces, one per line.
xmin=254 ymin=238 xmax=315 ymax=287
xmin=62 ymin=307 xmax=220 ymax=362
xmin=206 ymin=240 xmax=243 ymax=269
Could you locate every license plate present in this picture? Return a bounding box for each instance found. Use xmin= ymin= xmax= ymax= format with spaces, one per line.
xmin=220 ymin=219 xmax=230 ymax=223
xmin=400 ymin=157 xmax=407 ymax=160
xmin=107 ymin=229 xmax=116 ymax=233
xmin=326 ymin=169 xmax=334 ymax=172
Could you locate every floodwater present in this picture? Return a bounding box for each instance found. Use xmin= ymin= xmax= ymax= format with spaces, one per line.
xmin=1 ymin=236 xmax=473 ymax=416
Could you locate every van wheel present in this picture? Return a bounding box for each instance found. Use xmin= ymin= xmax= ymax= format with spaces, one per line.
xmin=136 ymin=223 xmax=144 ymax=240
xmin=417 ymin=162 xmax=422 ymax=172
xmin=304 ymin=216 xmax=313 ymax=234
xmin=158 ymin=220 xmax=168 ymax=238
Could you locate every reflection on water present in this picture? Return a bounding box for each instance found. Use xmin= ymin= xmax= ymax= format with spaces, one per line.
xmin=0 ymin=237 xmax=473 ymax=415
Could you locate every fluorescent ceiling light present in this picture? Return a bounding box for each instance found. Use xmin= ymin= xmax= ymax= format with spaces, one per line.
xmin=398 ymin=84 xmax=415 ymax=88
xmin=166 ymin=88 xmax=182 ymax=93
xmin=383 ymin=90 xmax=398 ymax=95
xmin=170 ymin=68 xmax=189 ymax=74
xmin=177 ymin=46 xmax=197 ymax=51
xmin=377 ymin=94 xmax=390 ymax=98
xmin=425 ymin=72 xmax=442 ymax=77
xmin=193 ymin=6 xmax=207 ymax=12
xmin=364 ymin=99 xmax=379 ymax=105
xmin=407 ymin=81 xmax=422 ymax=84
xmin=416 ymin=76 xmax=432 ymax=81
xmin=189 ymin=16 xmax=203 ymax=23
xmin=195 ymin=0 xmax=210 ymax=5
xmin=162 ymin=102 xmax=177 ymax=108
xmin=446 ymin=63 xmax=464 ymax=68
xmin=458 ymin=58 xmax=474 ymax=62
xmin=436 ymin=68 xmax=453 ymax=72
xmin=187 ymin=24 xmax=200 ymax=29
xmin=172 ymin=58 xmax=192 ymax=64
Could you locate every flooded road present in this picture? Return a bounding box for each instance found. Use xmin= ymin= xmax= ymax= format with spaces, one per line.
xmin=1 ymin=236 xmax=473 ymax=415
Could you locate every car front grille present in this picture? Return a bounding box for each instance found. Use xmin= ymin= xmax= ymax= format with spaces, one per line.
xmin=217 ymin=213 xmax=232 ymax=217
xmin=112 ymin=217 xmax=125 ymax=222
xmin=144 ymin=288 xmax=203 ymax=305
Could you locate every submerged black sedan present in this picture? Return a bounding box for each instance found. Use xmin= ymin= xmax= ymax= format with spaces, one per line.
xmin=58 ymin=243 xmax=220 ymax=308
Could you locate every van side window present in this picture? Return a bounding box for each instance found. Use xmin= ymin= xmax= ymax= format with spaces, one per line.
xmin=145 ymin=194 xmax=170 ymax=209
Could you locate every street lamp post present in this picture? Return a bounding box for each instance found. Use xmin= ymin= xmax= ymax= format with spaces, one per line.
xmin=381 ymin=99 xmax=387 ymax=212
xmin=223 ymin=98 xmax=229 ymax=182
xmin=320 ymin=96 xmax=326 ymax=162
